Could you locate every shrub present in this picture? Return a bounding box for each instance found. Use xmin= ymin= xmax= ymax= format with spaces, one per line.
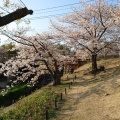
xmin=0 ymin=84 xmax=27 ymax=106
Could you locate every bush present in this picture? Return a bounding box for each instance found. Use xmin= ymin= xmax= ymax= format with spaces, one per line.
xmin=0 ymin=84 xmax=27 ymax=106
xmin=0 ymin=74 xmax=53 ymax=107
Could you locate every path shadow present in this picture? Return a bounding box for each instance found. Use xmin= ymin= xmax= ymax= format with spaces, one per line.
xmin=73 ymin=76 xmax=120 ymax=105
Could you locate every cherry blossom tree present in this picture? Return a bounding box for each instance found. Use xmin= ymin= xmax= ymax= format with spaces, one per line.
xmin=2 ymin=28 xmax=67 ymax=85
xmin=0 ymin=46 xmax=42 ymax=94
xmin=75 ymin=49 xmax=91 ymax=60
xmin=111 ymin=2 xmax=120 ymax=23
xmin=51 ymin=0 xmax=120 ymax=74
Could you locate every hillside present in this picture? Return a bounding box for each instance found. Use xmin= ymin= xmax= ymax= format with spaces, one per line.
xmin=53 ymin=58 xmax=120 ymax=120
xmin=0 ymin=58 xmax=120 ymax=120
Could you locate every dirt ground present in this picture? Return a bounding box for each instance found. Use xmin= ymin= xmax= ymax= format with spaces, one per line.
xmin=52 ymin=75 xmax=120 ymax=120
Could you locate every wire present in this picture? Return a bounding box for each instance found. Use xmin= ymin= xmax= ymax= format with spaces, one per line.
xmin=34 ymin=0 xmax=95 ymax=12
xmin=34 ymin=7 xmax=72 ymax=14
xmin=34 ymin=2 xmax=80 ymax=11
xmin=18 ymin=0 xmax=26 ymax=7
xmin=29 ymin=12 xmax=74 ymax=20
xmin=34 ymin=0 xmax=118 ymax=12
xmin=18 ymin=0 xmax=24 ymax=7
xmin=30 ymin=0 xmax=119 ymax=20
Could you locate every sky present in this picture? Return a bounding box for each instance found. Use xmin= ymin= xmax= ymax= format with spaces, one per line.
xmin=7 ymin=0 xmax=80 ymax=32
xmin=20 ymin=0 xmax=80 ymax=33
xmin=0 ymin=0 xmax=119 ymax=44
xmin=0 ymin=0 xmax=80 ymax=44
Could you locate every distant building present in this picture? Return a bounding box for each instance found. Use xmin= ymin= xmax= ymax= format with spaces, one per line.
xmin=63 ymin=58 xmax=89 ymax=74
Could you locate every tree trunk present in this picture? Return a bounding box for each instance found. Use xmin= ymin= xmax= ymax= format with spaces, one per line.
xmin=92 ymin=54 xmax=98 ymax=74
xmin=53 ymin=71 xmax=61 ymax=86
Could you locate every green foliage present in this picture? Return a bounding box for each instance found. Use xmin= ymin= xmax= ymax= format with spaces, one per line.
xmin=3 ymin=0 xmax=10 ymax=7
xmin=57 ymin=44 xmax=71 ymax=55
xmin=2 ymin=42 xmax=15 ymax=51
xmin=0 ymin=84 xmax=27 ymax=106
xmin=0 ymin=88 xmax=58 ymax=120
xmin=57 ymin=44 xmax=64 ymax=50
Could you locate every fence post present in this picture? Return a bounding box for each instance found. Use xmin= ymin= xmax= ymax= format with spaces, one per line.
xmin=55 ymin=98 xmax=57 ymax=109
xmin=69 ymin=83 xmax=70 ymax=89
xmin=75 ymin=74 xmax=77 ymax=80
xmin=46 ymin=109 xmax=49 ymax=120
xmin=65 ymin=88 xmax=67 ymax=95
xmin=60 ymin=93 xmax=63 ymax=100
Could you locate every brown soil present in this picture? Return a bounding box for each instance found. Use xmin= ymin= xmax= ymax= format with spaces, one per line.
xmin=53 ymin=75 xmax=120 ymax=120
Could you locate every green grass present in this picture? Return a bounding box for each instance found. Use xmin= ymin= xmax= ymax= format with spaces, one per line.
xmin=0 ymin=88 xmax=59 ymax=120
xmin=0 ymin=81 xmax=71 ymax=120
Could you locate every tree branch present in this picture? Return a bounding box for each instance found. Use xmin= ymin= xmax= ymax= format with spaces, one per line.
xmin=0 ymin=7 xmax=33 ymax=27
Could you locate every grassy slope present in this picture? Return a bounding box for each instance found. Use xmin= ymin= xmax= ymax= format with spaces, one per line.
xmin=0 ymin=77 xmax=72 ymax=120
xmin=0 ymin=58 xmax=120 ymax=120
xmin=53 ymin=58 xmax=120 ymax=120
